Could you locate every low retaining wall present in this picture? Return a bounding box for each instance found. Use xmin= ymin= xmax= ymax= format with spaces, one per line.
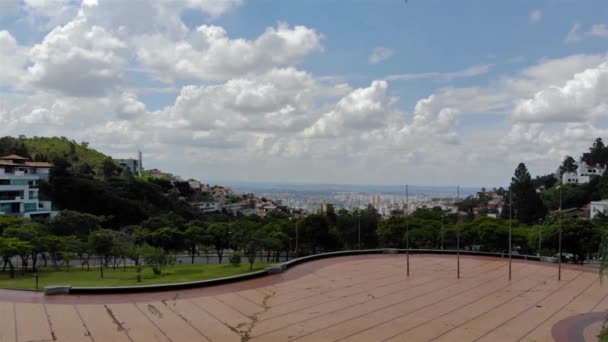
xmin=48 ymin=249 xmax=545 ymax=295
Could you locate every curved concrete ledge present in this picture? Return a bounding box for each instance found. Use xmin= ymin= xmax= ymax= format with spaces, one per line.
xmin=44 ymin=248 xmax=551 ymax=295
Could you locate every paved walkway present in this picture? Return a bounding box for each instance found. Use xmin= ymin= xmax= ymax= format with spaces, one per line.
xmin=0 ymin=254 xmax=606 ymax=342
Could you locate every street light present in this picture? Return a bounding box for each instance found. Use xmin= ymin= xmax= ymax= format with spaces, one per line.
xmin=406 ymin=184 xmax=410 ymax=277
xmin=457 ymin=185 xmax=460 ymax=279
xmin=509 ymin=186 xmax=512 ymax=281
xmin=557 ymin=185 xmax=563 ymax=281
xmin=358 ymin=208 xmax=361 ymax=250
xmin=441 ymin=211 xmax=444 ymax=250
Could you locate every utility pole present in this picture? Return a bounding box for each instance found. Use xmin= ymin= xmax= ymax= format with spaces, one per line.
xmin=457 ymin=185 xmax=460 ymax=279
xmin=406 ymin=184 xmax=410 ymax=277
xmin=509 ymin=186 xmax=512 ymax=281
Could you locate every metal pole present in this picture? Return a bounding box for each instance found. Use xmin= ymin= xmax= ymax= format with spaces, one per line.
xmin=406 ymin=184 xmax=410 ymax=277
xmin=457 ymin=185 xmax=460 ymax=279
xmin=538 ymin=223 xmax=542 ymax=257
xmin=441 ymin=212 xmax=444 ymax=250
xmin=509 ymin=186 xmax=512 ymax=281
xmin=295 ymin=223 xmax=299 ymax=258
xmin=558 ymin=186 xmax=562 ymax=281
xmin=358 ymin=211 xmax=361 ymax=250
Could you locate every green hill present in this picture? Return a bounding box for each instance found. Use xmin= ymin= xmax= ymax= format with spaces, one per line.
xmin=0 ymin=136 xmax=108 ymax=175
xmin=0 ymin=136 xmax=201 ymax=227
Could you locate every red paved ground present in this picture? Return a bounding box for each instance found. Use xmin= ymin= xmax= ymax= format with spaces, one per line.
xmin=0 ymin=254 xmax=606 ymax=341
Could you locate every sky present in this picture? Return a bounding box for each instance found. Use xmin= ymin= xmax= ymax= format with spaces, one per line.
xmin=1 ymin=0 xmax=608 ymax=187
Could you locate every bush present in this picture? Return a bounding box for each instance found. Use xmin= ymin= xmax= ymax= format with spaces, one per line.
xmin=141 ymin=244 xmax=170 ymax=275
xmin=230 ymin=252 xmax=241 ymax=267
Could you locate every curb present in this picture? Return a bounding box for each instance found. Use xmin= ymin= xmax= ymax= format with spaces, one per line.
xmin=44 ymin=249 xmax=545 ymax=295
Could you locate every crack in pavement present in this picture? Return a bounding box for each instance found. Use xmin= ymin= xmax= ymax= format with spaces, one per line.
xmin=237 ymin=289 xmax=275 ymax=342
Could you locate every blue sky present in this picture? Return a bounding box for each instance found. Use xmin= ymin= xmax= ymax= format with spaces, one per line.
xmin=1 ymin=0 xmax=608 ymax=187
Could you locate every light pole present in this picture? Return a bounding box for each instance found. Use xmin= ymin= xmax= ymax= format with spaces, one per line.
xmin=295 ymin=222 xmax=299 ymax=258
xmin=457 ymin=185 xmax=460 ymax=279
xmin=538 ymin=219 xmax=543 ymax=257
xmin=509 ymin=186 xmax=512 ymax=281
xmin=441 ymin=211 xmax=444 ymax=250
xmin=358 ymin=209 xmax=361 ymax=250
xmin=558 ymin=185 xmax=563 ymax=281
xmin=406 ymin=184 xmax=410 ymax=277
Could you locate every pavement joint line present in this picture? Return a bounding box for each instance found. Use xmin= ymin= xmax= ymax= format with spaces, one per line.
xmin=104 ymin=304 xmax=135 ymax=342
xmin=289 ymin=262 xmax=516 ymax=341
xmin=259 ymin=258 xmax=448 ymax=312
xmin=590 ymin=282 xmax=608 ymax=312
xmin=258 ymin=258 xmax=497 ymax=322
xmin=257 ymin=260 xmax=471 ymax=323
xmin=261 ymin=257 xmax=488 ymax=311
xmin=132 ymin=302 xmax=171 ymax=342
xmin=73 ymin=304 xmax=95 ymax=342
xmin=160 ymin=299 xmax=212 ymax=342
xmin=188 ymin=297 xmax=249 ymax=339
xmin=516 ymin=275 xmax=599 ymax=341
xmin=470 ymin=270 xmax=586 ymax=342
xmin=42 ymin=303 xmax=57 ymax=341
xmin=334 ymin=263 xmax=544 ymax=342
xmin=13 ymin=302 xmax=18 ymax=342
xmin=254 ymin=261 xmax=510 ymax=339
xmin=376 ymin=264 xmax=557 ymax=342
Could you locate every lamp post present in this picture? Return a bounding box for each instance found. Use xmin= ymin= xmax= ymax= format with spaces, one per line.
xmin=441 ymin=211 xmax=444 ymax=250
xmin=558 ymin=185 xmax=563 ymax=281
xmin=509 ymin=186 xmax=512 ymax=281
xmin=406 ymin=184 xmax=410 ymax=277
xmin=538 ymin=219 xmax=543 ymax=257
xmin=295 ymin=222 xmax=299 ymax=258
xmin=358 ymin=209 xmax=361 ymax=250
xmin=457 ymin=185 xmax=460 ymax=279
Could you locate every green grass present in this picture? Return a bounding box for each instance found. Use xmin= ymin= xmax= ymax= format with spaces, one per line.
xmin=0 ymin=263 xmax=269 ymax=290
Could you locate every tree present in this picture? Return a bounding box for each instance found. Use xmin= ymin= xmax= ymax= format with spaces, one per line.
xmin=583 ymin=137 xmax=608 ymax=167
xmin=49 ymin=210 xmax=105 ymax=238
xmin=559 ymin=156 xmax=578 ymax=177
xmin=184 ymin=224 xmax=208 ymax=264
xmin=3 ymin=223 xmax=46 ymax=272
xmin=102 ymin=157 xmax=120 ymax=181
xmin=64 ymin=236 xmax=90 ymax=271
xmin=207 ymin=223 xmax=231 ymax=264
xmin=0 ymin=237 xmax=28 ymax=278
xmin=232 ymin=223 xmax=264 ymax=270
xmin=148 ymin=227 xmax=184 ymax=252
xmin=88 ymin=230 xmax=115 ymax=278
xmin=141 ymin=244 xmax=170 ymax=275
xmin=40 ymin=235 xmax=65 ymax=270
xmin=502 ymin=163 xmax=547 ymax=224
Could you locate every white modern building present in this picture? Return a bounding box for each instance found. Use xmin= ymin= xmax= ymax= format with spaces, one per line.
xmin=0 ymin=154 xmax=55 ymax=218
xmin=562 ymin=158 xmax=606 ymax=185
xmin=591 ymin=200 xmax=608 ymax=220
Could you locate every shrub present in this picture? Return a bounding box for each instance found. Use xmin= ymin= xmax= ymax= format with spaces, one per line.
xmin=141 ymin=244 xmax=169 ymax=275
xmin=230 ymin=252 xmax=241 ymax=267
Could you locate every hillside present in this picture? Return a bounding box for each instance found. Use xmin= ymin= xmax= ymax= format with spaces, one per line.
xmin=0 ymin=136 xmax=108 ymax=175
xmin=0 ymin=136 xmax=201 ymax=227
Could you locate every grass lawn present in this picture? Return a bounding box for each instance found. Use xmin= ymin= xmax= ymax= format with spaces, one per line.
xmin=0 ymin=262 xmax=269 ymax=290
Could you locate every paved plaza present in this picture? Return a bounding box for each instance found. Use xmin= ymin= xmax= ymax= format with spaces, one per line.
xmin=0 ymin=254 xmax=607 ymax=341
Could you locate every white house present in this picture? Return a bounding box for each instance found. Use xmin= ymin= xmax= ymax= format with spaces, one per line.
xmin=562 ymin=158 xmax=606 ymax=185
xmin=591 ymin=200 xmax=608 ymax=220
xmin=0 ymin=155 xmax=55 ymax=218
xmin=562 ymin=171 xmax=579 ymax=185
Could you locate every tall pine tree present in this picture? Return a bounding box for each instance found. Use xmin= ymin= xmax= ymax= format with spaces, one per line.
xmin=501 ymin=163 xmax=547 ymax=224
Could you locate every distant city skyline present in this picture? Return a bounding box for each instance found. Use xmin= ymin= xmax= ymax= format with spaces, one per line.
xmin=1 ymin=1 xmax=608 ymax=186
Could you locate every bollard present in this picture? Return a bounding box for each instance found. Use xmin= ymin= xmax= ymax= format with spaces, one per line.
xmin=32 ymin=274 xmax=39 ymax=290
